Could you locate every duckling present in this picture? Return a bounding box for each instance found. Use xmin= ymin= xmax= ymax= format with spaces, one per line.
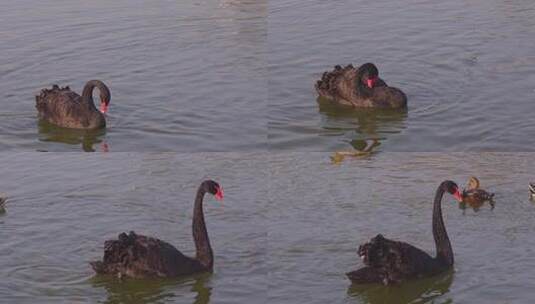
xmin=529 ymin=183 xmax=535 ymax=200
xmin=459 ymin=176 xmax=495 ymax=212
xmin=330 ymin=139 xmax=378 ymax=164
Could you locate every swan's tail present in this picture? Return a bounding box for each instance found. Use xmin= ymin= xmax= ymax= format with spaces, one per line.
xmin=35 ymin=85 xmax=71 ymax=111
xmin=315 ymin=64 xmax=354 ymax=99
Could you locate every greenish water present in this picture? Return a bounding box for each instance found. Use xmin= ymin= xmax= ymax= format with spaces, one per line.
xmin=0 ymin=153 xmax=267 ymax=303
xmin=268 ymin=153 xmax=535 ymax=303
xmin=0 ymin=0 xmax=266 ymax=151
xmin=268 ymin=0 xmax=535 ymax=151
xmin=1 ymin=153 xmax=535 ymax=303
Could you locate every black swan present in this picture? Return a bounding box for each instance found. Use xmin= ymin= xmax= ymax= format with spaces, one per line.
xmin=460 ymin=176 xmax=495 ymax=211
xmin=346 ymin=180 xmax=463 ymax=285
xmin=90 ymin=180 xmax=224 ymax=278
xmin=315 ymin=63 xmax=407 ymax=109
xmin=35 ymin=80 xmax=111 ymax=129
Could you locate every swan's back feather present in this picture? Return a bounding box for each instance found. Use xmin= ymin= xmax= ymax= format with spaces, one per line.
xmin=90 ymin=231 xmax=205 ymax=278
xmin=35 ymin=85 xmax=105 ymax=129
xmin=351 ymin=234 xmax=446 ymax=284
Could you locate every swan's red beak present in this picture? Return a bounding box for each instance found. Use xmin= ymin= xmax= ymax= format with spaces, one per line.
xmin=99 ymin=102 xmax=109 ymax=114
xmin=366 ymin=76 xmax=377 ymax=88
xmin=453 ymin=188 xmax=463 ymax=202
xmin=215 ymin=187 xmax=224 ymax=201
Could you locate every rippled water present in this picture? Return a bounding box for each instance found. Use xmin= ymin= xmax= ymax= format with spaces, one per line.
xmin=2 ymin=153 xmax=535 ymax=303
xmin=0 ymin=153 xmax=267 ymax=303
xmin=268 ymin=153 xmax=535 ymax=303
xmin=268 ymin=0 xmax=535 ymax=151
xmin=0 ymin=0 xmax=266 ymax=151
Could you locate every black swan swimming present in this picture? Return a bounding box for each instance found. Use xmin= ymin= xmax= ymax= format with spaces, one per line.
xmin=315 ymin=63 xmax=407 ymax=109
xmin=35 ymin=80 xmax=111 ymax=129
xmin=90 ymin=180 xmax=224 ymax=278
xmin=346 ymin=180 xmax=463 ymax=285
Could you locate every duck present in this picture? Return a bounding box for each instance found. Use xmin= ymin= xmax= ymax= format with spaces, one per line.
xmin=529 ymin=183 xmax=535 ymax=200
xmin=315 ymin=63 xmax=407 ymax=109
xmin=35 ymin=80 xmax=111 ymax=129
xmin=90 ymin=180 xmax=224 ymax=279
xmin=347 ymin=181 xmax=463 ymax=285
xmin=460 ymin=176 xmax=494 ymax=211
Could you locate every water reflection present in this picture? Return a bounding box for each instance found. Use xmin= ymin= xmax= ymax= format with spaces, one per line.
xmin=37 ymin=120 xmax=108 ymax=152
xmin=458 ymin=200 xmax=495 ymax=214
xmin=347 ymin=271 xmax=453 ymax=304
xmin=317 ymin=97 xmax=407 ymax=149
xmin=330 ymin=139 xmax=379 ymax=164
xmin=92 ymin=273 xmax=212 ymax=304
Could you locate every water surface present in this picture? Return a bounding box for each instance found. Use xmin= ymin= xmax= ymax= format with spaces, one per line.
xmin=268 ymin=0 xmax=535 ymax=151
xmin=268 ymin=152 xmax=535 ymax=303
xmin=0 ymin=153 xmax=266 ymax=303
xmin=1 ymin=0 xmax=266 ymax=151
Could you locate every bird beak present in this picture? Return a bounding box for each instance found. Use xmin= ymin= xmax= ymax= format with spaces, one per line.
xmin=100 ymin=102 xmax=109 ymax=114
xmin=215 ymin=187 xmax=224 ymax=201
xmin=453 ymin=189 xmax=463 ymax=202
xmin=366 ymin=77 xmax=377 ymax=88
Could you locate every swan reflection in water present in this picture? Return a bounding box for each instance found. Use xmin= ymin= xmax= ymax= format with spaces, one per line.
xmin=317 ymin=97 xmax=407 ymax=150
xmin=37 ymin=120 xmax=108 ymax=152
xmin=91 ymin=272 xmax=212 ymax=304
xmin=347 ymin=270 xmax=453 ymax=304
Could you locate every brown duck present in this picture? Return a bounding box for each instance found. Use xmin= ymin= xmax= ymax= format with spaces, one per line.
xmin=460 ymin=176 xmax=494 ymax=210
xmin=315 ymin=63 xmax=407 ymax=109
xmin=90 ymin=180 xmax=224 ymax=279
xmin=347 ymin=181 xmax=463 ymax=285
xmin=35 ymin=80 xmax=111 ymax=129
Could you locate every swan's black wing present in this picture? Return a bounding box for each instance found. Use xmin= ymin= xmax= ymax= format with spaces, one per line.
xmin=35 ymin=85 xmax=104 ymax=129
xmin=346 ymin=266 xmax=386 ymax=284
xmin=90 ymin=231 xmax=204 ymax=278
xmin=354 ymin=234 xmax=444 ymax=283
xmin=315 ymin=64 xmax=356 ymax=104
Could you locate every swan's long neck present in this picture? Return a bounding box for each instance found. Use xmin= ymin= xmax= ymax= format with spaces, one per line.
xmin=432 ymin=184 xmax=454 ymax=266
xmin=81 ymin=80 xmax=110 ymax=109
xmin=192 ymin=185 xmax=213 ymax=270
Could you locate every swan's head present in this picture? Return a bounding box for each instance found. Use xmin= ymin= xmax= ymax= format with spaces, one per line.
xmin=442 ymin=180 xmax=463 ymax=202
xmin=360 ymin=63 xmax=379 ymax=88
xmin=203 ymin=180 xmax=224 ymax=201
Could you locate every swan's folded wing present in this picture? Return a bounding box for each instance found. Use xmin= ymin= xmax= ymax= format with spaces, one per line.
xmin=36 ymin=87 xmax=85 ymax=121
xmin=316 ymin=65 xmax=357 ymax=104
xmin=95 ymin=232 xmax=191 ymax=277
xmin=346 ymin=266 xmax=385 ymax=284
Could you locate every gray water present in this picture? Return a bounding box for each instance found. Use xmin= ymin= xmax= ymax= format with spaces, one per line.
xmin=268 ymin=152 xmax=535 ymax=303
xmin=268 ymin=0 xmax=535 ymax=151
xmin=0 ymin=153 xmax=267 ymax=303
xmin=0 ymin=0 xmax=266 ymax=152
xmin=2 ymin=1 xmax=535 ymax=303
xmin=2 ymin=153 xmax=535 ymax=303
